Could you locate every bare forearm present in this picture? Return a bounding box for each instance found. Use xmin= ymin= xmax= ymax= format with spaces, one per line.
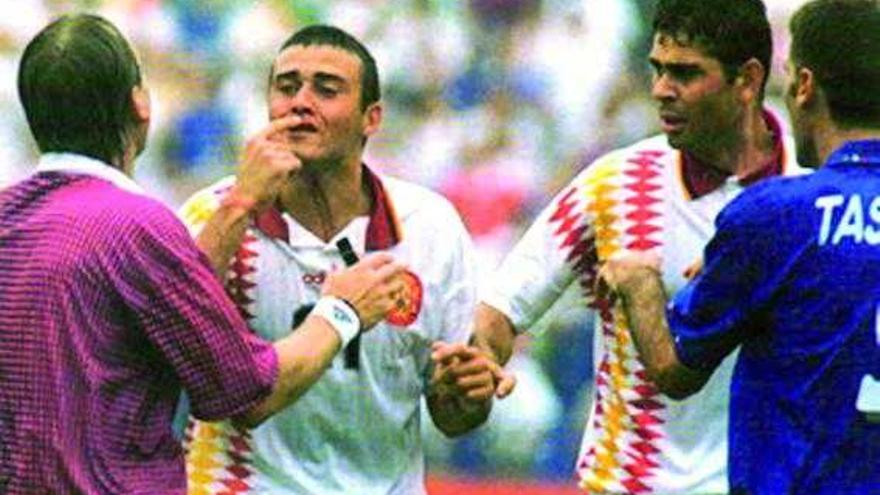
xmin=618 ymin=273 xmax=709 ymax=399
xmin=196 ymin=203 xmax=252 ymax=279
xmin=618 ymin=275 xmax=679 ymax=376
xmin=471 ymin=303 xmax=516 ymax=365
xmin=231 ymin=253 xmax=405 ymax=428
xmin=234 ymin=315 xmax=342 ymax=427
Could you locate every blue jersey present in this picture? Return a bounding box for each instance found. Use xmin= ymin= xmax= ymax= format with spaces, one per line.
xmin=667 ymin=140 xmax=880 ymax=495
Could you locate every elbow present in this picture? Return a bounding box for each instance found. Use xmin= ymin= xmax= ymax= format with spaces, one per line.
xmin=648 ymin=367 xmax=704 ymax=401
xmin=657 ymin=379 xmax=701 ymax=401
xmin=231 ymin=404 xmax=270 ymax=430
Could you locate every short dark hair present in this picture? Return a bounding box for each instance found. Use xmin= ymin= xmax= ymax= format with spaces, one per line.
xmin=18 ymin=14 xmax=142 ymax=165
xmin=277 ymin=25 xmax=380 ymax=111
xmin=653 ymin=0 xmax=773 ymax=96
xmin=790 ymin=0 xmax=880 ymax=128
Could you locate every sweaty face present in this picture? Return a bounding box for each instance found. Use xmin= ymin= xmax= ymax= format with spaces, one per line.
xmin=268 ymin=45 xmax=375 ymax=167
xmin=649 ymin=33 xmax=741 ymax=155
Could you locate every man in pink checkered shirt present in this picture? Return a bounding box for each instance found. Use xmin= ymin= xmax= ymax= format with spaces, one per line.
xmin=0 ymin=14 xmax=406 ymax=494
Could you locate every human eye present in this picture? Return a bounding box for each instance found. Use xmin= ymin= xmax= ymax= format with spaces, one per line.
xmin=315 ymin=83 xmax=340 ymax=98
xmin=670 ymin=65 xmax=702 ymax=83
xmin=276 ymin=79 xmax=300 ymax=95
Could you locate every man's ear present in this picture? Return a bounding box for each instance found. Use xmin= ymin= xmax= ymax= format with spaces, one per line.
xmin=131 ymin=85 xmax=151 ymax=122
xmin=362 ymin=101 xmax=383 ymax=138
xmin=793 ymin=66 xmax=817 ymax=108
xmin=735 ymin=58 xmax=766 ymax=105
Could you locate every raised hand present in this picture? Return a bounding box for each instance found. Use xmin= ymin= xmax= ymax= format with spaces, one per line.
xmin=228 ymin=115 xmax=305 ymax=213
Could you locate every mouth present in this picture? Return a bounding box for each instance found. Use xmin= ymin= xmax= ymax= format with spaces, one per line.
xmin=659 ymin=112 xmax=686 ymax=134
xmin=288 ymin=122 xmax=319 ymax=136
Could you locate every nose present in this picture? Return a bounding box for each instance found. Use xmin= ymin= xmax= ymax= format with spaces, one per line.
xmin=289 ymin=85 xmax=316 ymax=116
xmin=651 ymin=73 xmax=677 ymax=102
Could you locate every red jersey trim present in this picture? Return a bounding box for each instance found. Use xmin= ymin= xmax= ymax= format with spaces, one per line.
xmin=252 ymin=164 xmax=402 ymax=250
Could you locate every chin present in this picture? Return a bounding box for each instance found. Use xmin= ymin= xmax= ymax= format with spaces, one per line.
xmin=293 ymin=150 xmax=318 ymax=162
xmin=288 ymin=144 xmax=321 ymax=162
xmin=665 ymin=133 xmax=686 ymax=150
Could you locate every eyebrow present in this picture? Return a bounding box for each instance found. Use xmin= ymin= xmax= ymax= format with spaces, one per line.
xmin=649 ymin=58 xmax=699 ymax=69
xmin=274 ymin=70 xmax=348 ymax=86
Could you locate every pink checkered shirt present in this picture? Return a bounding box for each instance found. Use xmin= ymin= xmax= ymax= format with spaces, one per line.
xmin=0 ymin=154 xmax=277 ymax=494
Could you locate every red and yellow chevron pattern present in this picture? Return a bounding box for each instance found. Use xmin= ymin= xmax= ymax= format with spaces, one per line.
xmin=182 ymin=187 xmax=260 ymax=495
xmin=548 ymin=151 xmax=666 ymax=494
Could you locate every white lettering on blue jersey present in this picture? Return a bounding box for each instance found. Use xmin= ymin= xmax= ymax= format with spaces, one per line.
xmin=816 ymin=195 xmax=844 ymax=245
xmin=867 ymin=196 xmax=880 ymax=244
xmin=833 ymin=194 xmax=864 ymax=244
xmin=816 ymin=194 xmax=880 ymax=245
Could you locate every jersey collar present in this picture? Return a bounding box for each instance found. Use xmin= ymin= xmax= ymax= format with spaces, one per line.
xmin=36 ymin=152 xmax=144 ymax=195
xmin=680 ymin=110 xmax=786 ymax=199
xmin=253 ymin=164 xmax=402 ymax=251
xmin=825 ymin=140 xmax=880 ymax=168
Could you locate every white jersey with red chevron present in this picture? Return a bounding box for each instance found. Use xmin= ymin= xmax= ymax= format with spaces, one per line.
xmin=178 ymin=168 xmax=477 ymax=495
xmin=482 ymin=131 xmax=805 ymax=494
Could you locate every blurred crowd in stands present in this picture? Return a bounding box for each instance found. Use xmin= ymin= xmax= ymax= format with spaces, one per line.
xmin=0 ymin=0 xmax=809 ymax=483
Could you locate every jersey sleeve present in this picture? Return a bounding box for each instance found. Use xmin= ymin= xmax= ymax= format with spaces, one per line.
xmin=110 ymin=202 xmax=277 ymax=421
xmin=481 ymin=165 xmax=601 ymax=334
xmin=668 ymin=180 xmax=804 ymax=371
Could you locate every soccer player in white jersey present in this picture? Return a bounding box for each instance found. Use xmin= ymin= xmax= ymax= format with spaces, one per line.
xmin=179 ymin=25 xmax=500 ymax=494
xmin=459 ymin=0 xmax=809 ymax=493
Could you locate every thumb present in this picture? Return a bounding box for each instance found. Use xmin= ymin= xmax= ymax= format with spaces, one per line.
xmin=495 ymin=370 xmax=517 ymax=399
xmin=487 ymin=360 xmax=516 ymax=399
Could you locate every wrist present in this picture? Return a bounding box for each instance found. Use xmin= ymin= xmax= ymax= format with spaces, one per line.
xmin=618 ymin=269 xmax=666 ymax=309
xmin=221 ymin=189 xmax=259 ymax=215
xmin=312 ymin=295 xmax=362 ymax=347
xmin=619 ymin=265 xmax=662 ymax=291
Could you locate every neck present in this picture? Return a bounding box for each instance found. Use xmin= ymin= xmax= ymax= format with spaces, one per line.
xmin=692 ymin=107 xmax=776 ymax=177
xmin=817 ymin=125 xmax=880 ymax=166
xmin=117 ymin=148 xmax=135 ymax=177
xmin=278 ymin=156 xmax=372 ymax=242
xmin=118 ymin=125 xmax=145 ymax=177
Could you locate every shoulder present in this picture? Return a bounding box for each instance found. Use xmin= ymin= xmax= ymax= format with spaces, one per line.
xmin=626 ymin=134 xmax=675 ymax=154
xmin=380 ymin=173 xmax=462 ymax=224
xmin=571 ymin=134 xmax=675 ymax=184
xmin=719 ymin=131 xmax=815 ymax=229
xmin=70 ymin=180 xmax=193 ymax=249
xmin=85 ymin=179 xmax=177 ymax=224
xmin=118 ymin=194 xmax=188 ymax=237
xmin=736 ymin=170 xmax=823 ymax=210
xmin=719 ymin=172 xmax=821 ymax=233
xmin=526 ymin=135 xmax=674 ymax=220
xmin=614 ymin=134 xmax=675 ymax=160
